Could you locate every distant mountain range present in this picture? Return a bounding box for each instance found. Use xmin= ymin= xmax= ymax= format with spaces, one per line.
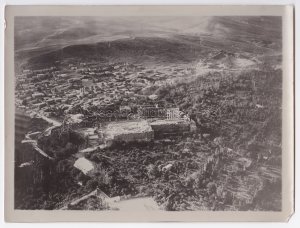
xmin=15 ymin=16 xmax=282 ymax=68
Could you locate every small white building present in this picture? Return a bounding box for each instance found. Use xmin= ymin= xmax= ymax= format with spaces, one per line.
xmin=74 ymin=157 xmax=95 ymax=175
xmin=32 ymin=92 xmax=44 ymax=98
xmin=148 ymin=94 xmax=158 ymax=100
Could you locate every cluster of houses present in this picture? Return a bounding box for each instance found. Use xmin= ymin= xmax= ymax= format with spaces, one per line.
xmin=15 ymin=62 xmax=138 ymax=115
xmin=16 ymin=58 xmax=198 ymax=123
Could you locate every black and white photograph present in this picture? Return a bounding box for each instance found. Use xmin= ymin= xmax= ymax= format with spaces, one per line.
xmin=4 ymin=5 xmax=294 ymax=222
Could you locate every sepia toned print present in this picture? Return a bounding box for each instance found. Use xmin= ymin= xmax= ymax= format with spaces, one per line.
xmin=13 ymin=15 xmax=283 ymax=211
xmin=5 ymin=5 xmax=294 ymax=222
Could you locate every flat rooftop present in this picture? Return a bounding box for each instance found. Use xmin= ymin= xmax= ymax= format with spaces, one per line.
xmin=104 ymin=120 xmax=153 ymax=139
xmin=74 ymin=157 xmax=95 ymax=175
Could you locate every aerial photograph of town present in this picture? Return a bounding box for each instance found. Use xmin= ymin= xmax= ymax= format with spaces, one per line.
xmin=14 ymin=16 xmax=282 ymax=211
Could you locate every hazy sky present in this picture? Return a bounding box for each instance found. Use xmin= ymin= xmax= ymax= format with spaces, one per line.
xmin=15 ymin=16 xmax=281 ymax=51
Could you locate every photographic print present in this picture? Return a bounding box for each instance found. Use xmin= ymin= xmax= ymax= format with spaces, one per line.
xmin=5 ymin=5 xmax=294 ymax=222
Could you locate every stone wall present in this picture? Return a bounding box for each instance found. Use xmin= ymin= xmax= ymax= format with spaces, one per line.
xmin=150 ymin=120 xmax=190 ymax=137
xmin=113 ymin=130 xmax=154 ymax=143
